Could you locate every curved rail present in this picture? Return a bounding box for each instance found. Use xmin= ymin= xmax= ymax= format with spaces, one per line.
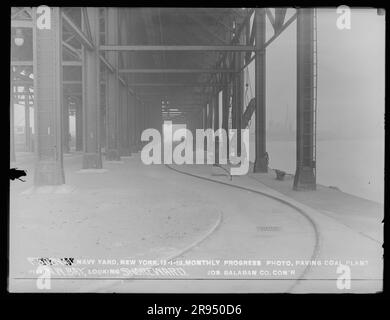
xmin=165 ymin=164 xmax=321 ymax=292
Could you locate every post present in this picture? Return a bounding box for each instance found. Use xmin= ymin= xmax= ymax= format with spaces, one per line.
xmin=100 ymin=81 xmax=106 ymax=151
xmin=134 ymin=100 xmax=141 ymax=151
xmin=143 ymin=104 xmax=147 ymax=137
xmin=33 ymin=7 xmax=65 ymax=185
xmin=105 ymin=8 xmax=121 ymax=160
xmin=132 ymin=98 xmax=138 ymax=151
xmin=294 ymin=8 xmax=316 ymax=190
xmin=119 ymin=11 xmax=131 ymax=156
xmin=233 ymin=28 xmax=244 ymax=157
xmin=126 ymin=90 xmax=132 ymax=156
xmin=75 ymin=97 xmax=83 ymax=151
xmin=254 ymin=8 xmax=268 ymax=172
xmin=82 ymin=7 xmax=102 ymax=168
xmin=130 ymin=95 xmax=137 ymax=152
xmin=213 ymin=90 xmax=220 ymax=164
xmin=10 ymin=76 xmax=16 ymax=162
xmin=208 ymin=102 xmax=213 ymax=129
xmin=222 ymin=72 xmax=230 ymax=161
xmin=62 ymin=94 xmax=70 ymax=153
xmin=24 ymin=92 xmax=31 ymax=152
xmin=119 ymin=84 xmax=131 ymax=155
xmin=202 ymin=104 xmax=207 ymax=129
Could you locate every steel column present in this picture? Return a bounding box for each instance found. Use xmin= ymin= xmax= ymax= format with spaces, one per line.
xmin=254 ymin=8 xmax=268 ymax=172
xmin=82 ymin=7 xmax=102 ymax=168
xmin=222 ymin=75 xmax=230 ymax=160
xmin=33 ymin=7 xmax=65 ymax=185
xmin=130 ymin=95 xmax=137 ymax=152
xmin=207 ymin=102 xmax=213 ymax=129
xmin=133 ymin=97 xmax=139 ymax=152
xmin=100 ymin=82 xmax=106 ymax=150
xmin=10 ymin=80 xmax=15 ymax=162
xmin=62 ymin=95 xmax=70 ymax=153
xmin=140 ymin=102 xmax=145 ymax=149
xmin=126 ymin=90 xmax=133 ymax=155
xmin=75 ymin=97 xmax=83 ymax=151
xmin=127 ymin=9 xmax=137 ymax=153
xmin=134 ymin=100 xmax=141 ymax=151
xmin=105 ymin=8 xmax=121 ymax=160
xmin=202 ymin=105 xmax=207 ymax=129
xmin=233 ymin=32 xmax=245 ymax=157
xmin=25 ymin=93 xmax=32 ymax=152
xmin=142 ymin=104 xmax=147 ymax=145
xmin=118 ymin=12 xmax=131 ymax=156
xmin=119 ymin=84 xmax=131 ymax=156
xmin=294 ymin=8 xmax=316 ymax=190
xmin=137 ymin=101 xmax=141 ymax=150
xmin=213 ymin=90 xmax=220 ymax=164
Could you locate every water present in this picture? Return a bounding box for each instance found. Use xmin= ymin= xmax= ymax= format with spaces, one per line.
xmin=250 ymin=138 xmax=384 ymax=204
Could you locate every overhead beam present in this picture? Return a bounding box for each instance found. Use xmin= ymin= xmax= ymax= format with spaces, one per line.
xmin=240 ymin=11 xmax=297 ymax=72
xmin=11 ymin=19 xmax=33 ymax=28
xmin=100 ymin=45 xmax=255 ymax=52
xmin=62 ymin=61 xmax=82 ymax=66
xmin=127 ymin=83 xmax=227 ymax=87
xmin=63 ymin=41 xmax=81 ymax=60
xmin=163 ymin=109 xmax=202 ymax=112
xmin=11 ymin=61 xmax=33 ymax=66
xmin=62 ymin=12 xmax=94 ymax=50
xmin=206 ymin=8 xmax=255 ymax=90
xmin=119 ymin=68 xmax=235 ymax=74
xmin=12 ymin=7 xmax=28 ymax=19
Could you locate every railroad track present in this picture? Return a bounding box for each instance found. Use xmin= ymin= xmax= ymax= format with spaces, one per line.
xmin=80 ymin=163 xmax=321 ymax=293
xmin=164 ymin=163 xmax=321 ymax=292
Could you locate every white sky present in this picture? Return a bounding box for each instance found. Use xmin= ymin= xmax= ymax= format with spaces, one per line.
xmin=245 ymin=8 xmax=385 ymax=140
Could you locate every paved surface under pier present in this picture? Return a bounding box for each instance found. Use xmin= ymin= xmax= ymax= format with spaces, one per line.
xmin=9 ymin=152 xmax=383 ymax=293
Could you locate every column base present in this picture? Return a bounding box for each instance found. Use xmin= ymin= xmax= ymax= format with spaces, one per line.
xmin=34 ymin=160 xmax=65 ymax=186
xmin=253 ymin=156 xmax=268 ymax=173
xmin=82 ymin=152 xmax=102 ymax=169
xmin=106 ymin=149 xmax=121 ymax=161
xmin=293 ymin=166 xmax=316 ymax=190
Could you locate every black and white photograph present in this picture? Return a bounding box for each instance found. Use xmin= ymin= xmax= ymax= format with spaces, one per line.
xmin=8 ymin=6 xmax=385 ymax=297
